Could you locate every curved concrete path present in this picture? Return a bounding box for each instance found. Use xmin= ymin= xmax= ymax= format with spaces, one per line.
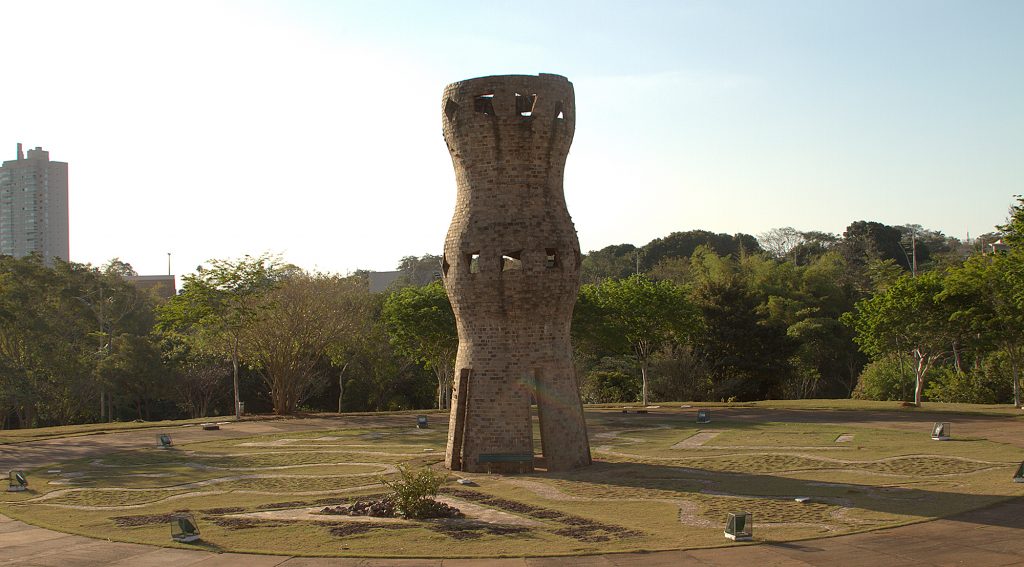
xmin=2 ymin=409 xmax=1023 ymax=566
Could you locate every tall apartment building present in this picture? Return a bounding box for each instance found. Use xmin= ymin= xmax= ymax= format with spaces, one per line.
xmin=0 ymin=143 xmax=69 ymax=262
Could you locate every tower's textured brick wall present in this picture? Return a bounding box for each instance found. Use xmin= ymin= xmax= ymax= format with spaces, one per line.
xmin=441 ymin=73 xmax=591 ymax=473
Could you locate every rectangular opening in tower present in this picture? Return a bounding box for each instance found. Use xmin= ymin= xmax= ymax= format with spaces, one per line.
xmin=532 ymin=368 xmax=549 ymax=468
xmin=501 ymin=250 xmax=522 ymax=271
xmin=515 ymin=93 xmax=537 ymax=117
xmin=474 ymin=94 xmax=495 ymax=115
xmin=444 ymin=98 xmax=460 ymax=121
xmin=467 ymin=252 xmax=480 ymax=274
xmin=450 ymin=368 xmax=472 ymax=472
xmin=545 ymin=248 xmax=558 ymax=268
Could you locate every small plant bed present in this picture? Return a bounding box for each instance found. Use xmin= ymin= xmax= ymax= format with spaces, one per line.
xmin=2 ymin=406 xmax=1023 ymax=557
xmin=320 ymin=497 xmax=463 ymax=519
xmin=321 ymin=498 xmax=397 ymax=518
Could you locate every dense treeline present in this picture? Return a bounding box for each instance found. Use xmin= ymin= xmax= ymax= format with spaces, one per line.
xmin=573 ymin=210 xmax=1021 ymax=406
xmin=2 ymin=202 xmax=1022 ymax=429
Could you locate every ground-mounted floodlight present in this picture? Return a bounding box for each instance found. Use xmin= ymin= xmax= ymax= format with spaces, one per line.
xmin=697 ymin=409 xmax=711 ymax=424
xmin=157 ymin=433 xmax=172 ymax=448
xmin=7 ymin=471 xmax=27 ymax=492
xmin=417 ymin=415 xmax=428 ymax=429
xmin=931 ymin=422 xmax=951 ymax=441
xmin=724 ymin=512 xmax=752 ymax=541
xmin=170 ymin=513 xmax=200 ymax=543
xmin=1014 ymin=461 xmax=1024 ymax=483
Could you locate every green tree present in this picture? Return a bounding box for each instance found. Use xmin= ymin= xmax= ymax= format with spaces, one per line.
xmin=997 ymin=195 xmax=1024 ymax=246
xmin=244 ymin=273 xmax=368 ymax=415
xmin=642 ymin=230 xmax=760 ymax=271
xmin=579 ymin=244 xmax=639 ymax=284
xmin=757 ymin=227 xmax=806 ymax=262
xmin=159 ymin=332 xmax=229 ymax=418
xmin=381 ymin=281 xmax=458 ymax=409
xmin=75 ymin=259 xmax=154 ymax=421
xmin=323 ymin=278 xmax=376 ymax=413
xmin=575 ymin=274 xmax=699 ymax=406
xmin=0 ymin=255 xmax=74 ymax=427
xmin=940 ymin=250 xmax=1024 ymax=407
xmin=842 ymin=271 xmax=952 ymax=406
xmin=157 ymin=254 xmax=287 ymax=419
xmin=0 ymin=255 xmax=156 ymax=427
xmin=395 ymin=255 xmax=444 ymax=287
xmin=97 ymin=333 xmax=168 ymax=420
xmin=851 ymin=355 xmax=911 ymax=401
xmin=782 ymin=252 xmax=862 ymax=398
xmin=678 ymin=248 xmax=800 ymax=401
xmin=340 ymin=320 xmax=435 ymax=412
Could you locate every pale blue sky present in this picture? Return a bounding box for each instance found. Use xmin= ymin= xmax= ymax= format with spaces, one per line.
xmin=1 ymin=0 xmax=1020 ymax=276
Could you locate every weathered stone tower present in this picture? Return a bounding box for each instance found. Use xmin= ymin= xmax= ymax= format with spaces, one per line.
xmin=441 ymin=73 xmax=591 ymax=473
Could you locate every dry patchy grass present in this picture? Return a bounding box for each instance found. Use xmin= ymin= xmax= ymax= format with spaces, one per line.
xmin=3 ymin=408 xmax=1023 ymax=557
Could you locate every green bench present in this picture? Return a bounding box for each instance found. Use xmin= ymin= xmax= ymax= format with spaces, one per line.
xmin=477 ymin=453 xmax=534 ymax=463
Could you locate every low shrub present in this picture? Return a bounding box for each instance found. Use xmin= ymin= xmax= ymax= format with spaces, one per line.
xmin=380 ymin=465 xmax=455 ymax=519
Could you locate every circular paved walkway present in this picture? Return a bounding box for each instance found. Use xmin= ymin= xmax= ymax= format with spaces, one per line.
xmin=2 ymin=409 xmax=1023 ymax=566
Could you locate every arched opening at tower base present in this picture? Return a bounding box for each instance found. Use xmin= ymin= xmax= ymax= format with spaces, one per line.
xmin=446 ymin=366 xmax=591 ymax=474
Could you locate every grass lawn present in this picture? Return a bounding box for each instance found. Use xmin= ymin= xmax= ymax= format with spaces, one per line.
xmin=2 ymin=404 xmax=1023 ymax=557
xmin=0 ymin=416 xmax=238 ymax=445
xmin=595 ymin=398 xmax=1024 ymax=416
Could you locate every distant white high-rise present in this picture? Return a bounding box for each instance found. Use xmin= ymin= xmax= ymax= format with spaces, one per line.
xmin=0 ymin=143 xmax=69 ymax=262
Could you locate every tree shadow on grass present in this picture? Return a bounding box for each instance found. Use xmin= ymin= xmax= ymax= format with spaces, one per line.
xmin=531 ymin=459 xmax=1024 ymax=529
xmin=584 ymin=406 xmax=1024 ymax=430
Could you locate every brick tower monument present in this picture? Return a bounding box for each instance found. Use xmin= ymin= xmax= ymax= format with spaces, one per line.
xmin=440 ymin=73 xmax=591 ymax=473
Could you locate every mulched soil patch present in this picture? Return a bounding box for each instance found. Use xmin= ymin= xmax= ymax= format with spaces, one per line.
xmin=528 ymin=509 xmax=566 ymax=520
xmin=112 ymin=509 xmax=192 ymax=528
xmin=442 ymin=488 xmax=490 ymax=502
xmin=208 ymin=517 xmax=296 ymax=530
xmin=200 ymin=507 xmax=246 ymax=515
xmin=326 ymin=523 xmax=376 ymax=537
xmin=443 ymin=488 xmax=544 ymax=514
xmin=325 ymin=522 xmax=413 ymax=538
xmin=429 ymin=521 xmax=531 ymax=541
xmin=256 ymin=501 xmax=309 ymax=510
xmin=441 ymin=487 xmax=643 ymax=542
xmin=321 ymin=497 xmax=396 ymax=517
xmin=315 ymin=496 xmax=360 ymax=506
xmin=112 ymin=513 xmax=178 ymax=528
xmin=554 ymin=515 xmax=644 ymax=542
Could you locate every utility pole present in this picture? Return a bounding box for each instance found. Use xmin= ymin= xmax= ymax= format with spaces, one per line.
xmin=167 ymin=252 xmax=172 ymax=276
xmin=911 ymin=230 xmax=917 ymax=277
xmin=901 ymin=227 xmax=919 ymax=277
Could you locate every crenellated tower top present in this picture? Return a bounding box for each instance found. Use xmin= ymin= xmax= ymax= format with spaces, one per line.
xmin=442 ymin=73 xmax=575 ymax=173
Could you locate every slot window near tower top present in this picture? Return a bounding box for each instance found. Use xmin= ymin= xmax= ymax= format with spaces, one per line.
xmin=545 ymin=248 xmax=558 ymax=269
xmin=502 ymin=250 xmax=523 ymax=271
xmin=515 ymin=93 xmax=537 ymax=117
xmin=474 ymin=94 xmax=495 ymax=115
